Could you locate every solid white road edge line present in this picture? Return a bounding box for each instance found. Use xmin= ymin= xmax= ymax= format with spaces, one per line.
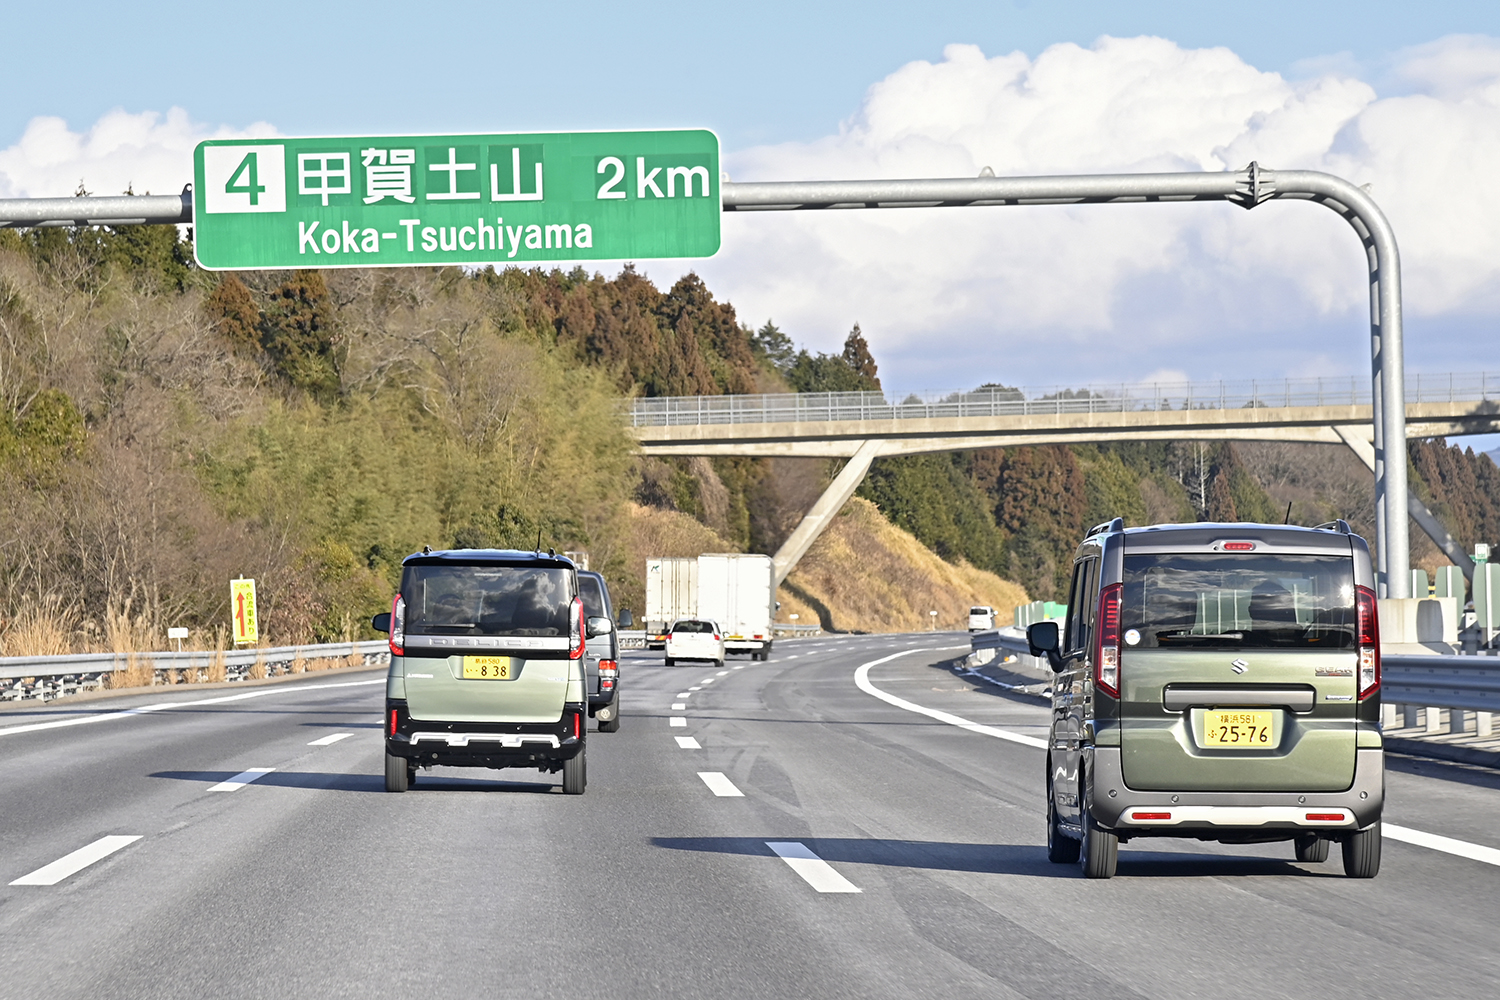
xmin=1385 ymin=824 xmax=1500 ymax=868
xmin=854 ymin=649 xmax=1047 ymax=749
xmin=307 ymin=733 xmax=353 ymax=746
xmin=208 ymin=767 xmax=276 ymax=792
xmin=765 ymin=841 xmax=861 ymax=893
xmin=698 ymin=771 xmax=744 ymax=797
xmin=858 ymin=650 xmax=1500 ymax=867
xmin=0 ymin=678 xmax=386 ymax=739
xmin=670 ymin=717 xmax=687 ymax=727
xmin=10 ymin=835 xmax=142 ymax=886
xmin=675 ymin=736 xmax=702 ymax=749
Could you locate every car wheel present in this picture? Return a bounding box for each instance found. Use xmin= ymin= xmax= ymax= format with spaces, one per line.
xmin=1078 ymin=774 xmax=1117 ymax=878
xmin=665 ymin=657 xmax=675 ymax=666
xmin=562 ymin=743 xmax=587 ymax=795
xmin=715 ymin=658 xmax=725 ymax=668
xmin=1295 ymin=833 xmax=1329 ymax=863
xmin=1341 ymin=823 xmax=1381 ymax=878
xmin=384 ymin=752 xmax=408 ymax=793
xmin=598 ymin=700 xmax=621 ymax=733
xmin=1046 ymin=762 xmax=1080 ymax=864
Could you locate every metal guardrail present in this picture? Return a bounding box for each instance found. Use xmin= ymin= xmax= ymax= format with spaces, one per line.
xmin=972 ymin=631 xmax=1500 ymax=715
xmin=774 ymin=623 xmax=823 ymax=636
xmin=628 ymin=372 xmax=1500 ymax=428
xmin=0 ymin=640 xmax=389 ymax=702
xmin=1383 ymin=653 xmax=1500 ymax=714
xmin=617 ymin=630 xmax=647 ymax=650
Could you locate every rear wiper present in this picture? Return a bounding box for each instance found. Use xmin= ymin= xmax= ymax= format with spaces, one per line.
xmin=1158 ymin=631 xmax=1244 ymax=642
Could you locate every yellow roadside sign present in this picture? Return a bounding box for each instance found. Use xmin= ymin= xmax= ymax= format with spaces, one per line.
xmin=230 ymin=578 xmax=258 ymax=644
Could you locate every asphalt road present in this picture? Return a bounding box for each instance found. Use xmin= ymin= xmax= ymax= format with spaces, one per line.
xmin=2 ymin=633 xmax=1499 ymax=1000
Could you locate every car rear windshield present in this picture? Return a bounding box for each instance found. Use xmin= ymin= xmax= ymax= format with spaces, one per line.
xmin=671 ymin=620 xmax=715 ymax=633
xmin=403 ymin=564 xmax=573 ymax=636
xmin=970 ymin=607 xmax=990 ymax=616
xmin=1122 ymin=553 xmax=1355 ymax=649
xmin=578 ymin=575 xmax=607 ymax=619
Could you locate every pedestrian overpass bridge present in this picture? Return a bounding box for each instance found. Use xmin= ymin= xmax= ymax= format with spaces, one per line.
xmin=625 ymin=372 xmax=1500 ymax=586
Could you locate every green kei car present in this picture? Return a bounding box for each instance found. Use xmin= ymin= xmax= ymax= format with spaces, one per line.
xmin=1028 ymin=519 xmax=1384 ymax=879
xmin=373 ymin=549 xmax=614 ymax=795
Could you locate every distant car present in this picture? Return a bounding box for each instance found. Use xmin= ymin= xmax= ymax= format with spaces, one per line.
xmin=968 ymin=605 xmax=996 ymax=631
xmin=577 ymin=570 xmax=621 ymax=734
xmin=665 ymin=619 xmax=725 ymax=667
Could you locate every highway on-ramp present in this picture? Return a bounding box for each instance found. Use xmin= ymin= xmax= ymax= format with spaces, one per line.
xmin=2 ymin=633 xmax=1498 ymax=999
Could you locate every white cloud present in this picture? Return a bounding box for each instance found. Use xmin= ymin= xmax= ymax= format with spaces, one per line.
xmin=0 ymin=107 xmax=276 ymax=199
xmin=698 ymin=35 xmax=1500 ymax=390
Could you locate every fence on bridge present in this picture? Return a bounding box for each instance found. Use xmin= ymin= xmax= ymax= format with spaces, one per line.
xmin=628 ymin=371 xmax=1500 ymax=428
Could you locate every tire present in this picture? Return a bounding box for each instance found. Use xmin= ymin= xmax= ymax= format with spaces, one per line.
xmin=715 ymin=658 xmax=725 ymax=668
xmin=1342 ymin=823 xmax=1381 ymax=878
xmin=1078 ymin=773 xmax=1117 ymax=878
xmin=562 ymin=742 xmax=587 ymax=795
xmin=598 ymin=699 xmax=621 ymax=733
xmin=665 ymin=657 xmax=675 ymax=666
xmin=1295 ymin=833 xmax=1329 ymax=863
xmin=384 ymin=751 xmax=409 ymax=793
xmin=1046 ymin=763 xmax=1080 ymax=864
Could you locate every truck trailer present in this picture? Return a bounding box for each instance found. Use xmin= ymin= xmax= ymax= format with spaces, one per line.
xmin=645 ymin=554 xmax=775 ymax=659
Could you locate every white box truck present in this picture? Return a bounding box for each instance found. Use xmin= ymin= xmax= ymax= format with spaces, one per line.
xmin=644 ymin=554 xmax=775 ymax=659
xmin=697 ymin=554 xmax=775 ymax=660
xmin=645 ymin=557 xmax=697 ymax=649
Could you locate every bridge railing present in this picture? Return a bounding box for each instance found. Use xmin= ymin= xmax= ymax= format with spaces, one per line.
xmin=628 ymin=371 xmax=1500 ymax=428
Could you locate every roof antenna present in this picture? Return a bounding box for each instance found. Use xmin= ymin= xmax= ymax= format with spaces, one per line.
xmin=535 ymin=526 xmax=542 ymax=553
xmin=1283 ymin=501 xmax=1293 ymax=525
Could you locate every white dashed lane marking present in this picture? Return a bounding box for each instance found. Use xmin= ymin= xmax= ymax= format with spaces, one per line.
xmin=766 ymin=842 xmax=862 ymax=893
xmin=716 ymin=670 xmax=729 ymax=676
xmin=1386 ymin=825 xmax=1500 ymax=868
xmin=676 ymin=691 xmax=691 ymax=698
xmin=207 ymin=768 xmax=276 ymax=792
xmin=672 ymin=702 xmax=686 ymax=710
xmin=307 ymin=733 xmax=353 ymax=746
xmin=10 ymin=835 xmax=142 ymax=886
xmin=675 ymin=736 xmax=702 ymax=749
xmin=670 ymin=717 xmax=687 ymax=727
xmin=697 ymin=772 xmax=743 ymax=797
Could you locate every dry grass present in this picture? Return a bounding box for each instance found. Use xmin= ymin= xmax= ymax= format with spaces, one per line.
xmin=105 ymin=652 xmax=157 ymax=689
xmin=782 ymin=497 xmax=1029 ymax=633
xmin=612 ymin=503 xmax=738 ymax=613
xmin=0 ymin=600 xmax=74 ymax=656
xmin=205 ymin=648 xmax=227 ymax=683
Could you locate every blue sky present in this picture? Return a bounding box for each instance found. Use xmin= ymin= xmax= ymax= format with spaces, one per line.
xmin=5 ymin=1 xmax=1498 ymax=153
xmin=3 ymin=1 xmax=1499 ymax=461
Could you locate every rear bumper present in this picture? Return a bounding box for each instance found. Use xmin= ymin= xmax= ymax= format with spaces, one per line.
xmin=1087 ymin=746 xmax=1384 ymax=833
xmin=386 ymin=699 xmax=585 ymax=769
xmin=725 ymin=639 xmax=768 ymax=652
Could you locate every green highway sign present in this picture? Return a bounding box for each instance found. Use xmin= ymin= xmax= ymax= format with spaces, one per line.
xmin=192 ymin=129 xmax=720 ymax=270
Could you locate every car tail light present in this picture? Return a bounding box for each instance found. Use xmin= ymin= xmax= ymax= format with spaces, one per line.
xmin=570 ymin=597 xmax=585 ymax=660
xmin=599 ymin=659 xmax=618 ymax=692
xmin=1355 ymin=585 xmax=1380 ymax=700
xmin=1131 ymin=811 xmax=1171 ymax=821
xmin=389 ymin=708 xmax=398 ymax=736
xmin=389 ymin=594 xmax=406 ymax=656
xmin=1306 ymin=813 xmax=1345 ymax=822
xmin=572 ymin=710 xmax=582 ymax=739
xmin=1223 ymin=541 xmax=1255 ymax=551
xmin=713 ymin=634 xmax=721 ymax=641
xmin=1094 ymin=582 xmax=1122 ymax=697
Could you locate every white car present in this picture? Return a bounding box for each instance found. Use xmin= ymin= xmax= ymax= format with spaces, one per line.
xmin=967 ymin=605 xmax=995 ymax=631
xmin=665 ymin=619 xmax=725 ymax=667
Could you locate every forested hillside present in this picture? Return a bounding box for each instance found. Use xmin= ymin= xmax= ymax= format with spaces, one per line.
xmin=2 ymin=218 xmax=1496 ymax=654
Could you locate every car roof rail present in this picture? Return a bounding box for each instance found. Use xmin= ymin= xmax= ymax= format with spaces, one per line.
xmin=1313 ymin=519 xmax=1353 ymax=534
xmin=1084 ymin=517 xmax=1125 ymax=538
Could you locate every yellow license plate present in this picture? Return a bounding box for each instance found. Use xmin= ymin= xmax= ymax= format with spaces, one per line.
xmin=462 ymin=656 xmax=512 ymax=680
xmin=1204 ymin=709 xmax=1274 ymax=746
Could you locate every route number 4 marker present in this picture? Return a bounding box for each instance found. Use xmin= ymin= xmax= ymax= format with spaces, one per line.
xmin=230 ymin=578 xmax=259 ymax=645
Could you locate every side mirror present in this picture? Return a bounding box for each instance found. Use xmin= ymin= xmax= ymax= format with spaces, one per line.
xmin=1027 ymin=621 xmax=1064 ymax=672
xmin=371 ymin=612 xmax=391 ymax=633
xmin=617 ymin=609 xmax=634 ymax=629
xmin=586 ymin=616 xmax=614 ymax=638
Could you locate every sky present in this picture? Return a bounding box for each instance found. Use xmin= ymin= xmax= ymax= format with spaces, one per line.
xmin=3 ymin=0 xmax=1500 ymax=456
